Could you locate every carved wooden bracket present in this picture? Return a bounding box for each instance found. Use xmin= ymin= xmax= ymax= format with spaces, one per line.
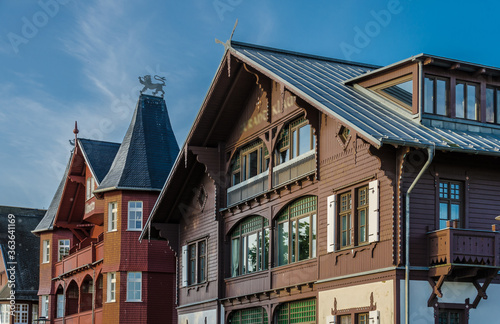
xmin=188 ymin=146 xmax=222 ymax=186
xmin=335 ymin=243 xmax=377 ymax=265
xmin=151 ymin=223 xmax=179 ymax=256
xmin=68 ymin=175 xmax=85 ymax=185
xmin=332 ymin=292 xmax=376 ymax=315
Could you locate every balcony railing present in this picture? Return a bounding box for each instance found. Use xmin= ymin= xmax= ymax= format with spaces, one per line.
xmin=428 ymin=226 xmax=500 ymax=267
xmin=272 ymin=149 xmax=315 ymax=187
xmin=53 ymin=308 xmax=102 ymax=324
xmin=227 ymin=170 xmax=269 ymax=206
xmin=55 ymin=240 xmax=104 ymax=277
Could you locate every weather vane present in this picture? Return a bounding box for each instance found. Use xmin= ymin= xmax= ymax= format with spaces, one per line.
xmin=138 ymin=75 xmax=166 ymax=97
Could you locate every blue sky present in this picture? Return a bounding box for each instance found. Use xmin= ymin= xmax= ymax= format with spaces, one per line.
xmin=0 ymin=0 xmax=498 ymax=209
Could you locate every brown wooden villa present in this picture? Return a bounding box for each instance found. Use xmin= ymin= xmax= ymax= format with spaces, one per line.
xmin=141 ymin=42 xmax=500 ymax=324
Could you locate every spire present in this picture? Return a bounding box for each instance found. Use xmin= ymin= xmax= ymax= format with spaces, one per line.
xmin=95 ymin=94 xmax=179 ymax=193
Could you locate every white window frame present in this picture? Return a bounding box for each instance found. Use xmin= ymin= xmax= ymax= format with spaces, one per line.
xmin=56 ymin=294 xmax=64 ymax=318
xmin=58 ymin=239 xmax=70 ymax=261
xmin=107 ymin=272 xmax=116 ymax=302
xmin=86 ymin=177 xmax=95 ymax=200
xmin=41 ymin=295 xmax=49 ymax=319
xmin=0 ymin=304 xmax=9 ymax=324
xmin=14 ymin=303 xmax=29 ymax=324
xmin=42 ymin=240 xmax=50 ymax=263
xmin=31 ymin=305 xmax=38 ymax=324
xmin=126 ymin=272 xmax=142 ymax=302
xmin=127 ymin=201 xmax=143 ymax=231
xmin=108 ymin=202 xmax=118 ymax=232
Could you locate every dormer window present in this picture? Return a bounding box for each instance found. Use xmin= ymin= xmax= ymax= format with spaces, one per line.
xmin=456 ymin=81 xmax=479 ymax=120
xmin=424 ymin=76 xmax=448 ymax=116
xmin=485 ymin=87 xmax=500 ymax=123
xmin=371 ymin=75 xmax=413 ymax=111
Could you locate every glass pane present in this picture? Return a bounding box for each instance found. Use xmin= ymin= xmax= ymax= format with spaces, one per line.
xmin=291 ymin=130 xmax=297 ymax=158
xmin=486 ymin=88 xmax=495 ymax=123
xmin=298 ymin=217 xmax=310 ymax=261
xmin=456 ymin=83 xmax=465 ymax=118
xmin=299 ymin=124 xmax=311 ymax=156
xmin=247 ymin=233 xmax=258 ymax=273
xmin=233 ymin=172 xmax=240 ymax=185
xmin=424 ymin=77 xmax=434 ymax=113
xmin=231 ymin=239 xmax=239 ymax=276
xmin=342 ymin=215 xmax=348 ymax=246
xmin=359 ymin=210 xmax=367 ymax=242
xmin=467 ymin=84 xmax=478 ymax=120
xmin=291 ymin=220 xmax=296 ymax=262
xmin=497 ymin=89 xmax=500 ymax=124
xmin=264 ymin=228 xmax=269 ymax=270
xmin=242 ymin=155 xmax=247 ymax=181
xmin=451 ymin=204 xmax=460 ymax=221
xmin=248 ymin=150 xmax=258 ymax=178
xmin=381 ymin=79 xmax=413 ymax=108
xmin=242 ymin=236 xmax=247 ymax=273
xmin=436 ymin=79 xmax=447 ymax=116
xmin=312 ymin=213 xmax=317 ymax=258
xmin=278 ymin=222 xmax=288 ymax=265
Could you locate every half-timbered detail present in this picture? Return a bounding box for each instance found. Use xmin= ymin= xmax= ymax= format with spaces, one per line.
xmin=33 ymin=94 xmax=179 ymax=324
xmin=143 ymin=41 xmax=500 ymax=324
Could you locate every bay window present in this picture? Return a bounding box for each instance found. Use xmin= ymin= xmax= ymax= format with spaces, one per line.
xmin=275 ymin=117 xmax=315 ymax=166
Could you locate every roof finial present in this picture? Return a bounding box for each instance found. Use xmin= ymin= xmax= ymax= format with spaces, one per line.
xmin=215 ymin=19 xmax=238 ymax=78
xmin=74 ymin=120 xmax=79 ymax=141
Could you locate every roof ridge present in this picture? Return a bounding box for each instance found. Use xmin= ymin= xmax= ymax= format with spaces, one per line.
xmin=230 ymin=40 xmax=381 ymax=69
xmin=78 ymin=138 xmax=121 ymax=145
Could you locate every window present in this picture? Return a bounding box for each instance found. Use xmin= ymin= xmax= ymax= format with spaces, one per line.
xmin=372 ymin=75 xmax=413 ymax=110
xmin=31 ymin=305 xmax=38 ymax=324
xmin=230 ymin=307 xmax=268 ymax=324
xmin=41 ymin=295 xmax=49 ymax=319
xmin=127 ymin=272 xmax=142 ymax=302
xmin=231 ymin=140 xmax=269 ymax=186
xmin=0 ymin=304 xmax=9 ymax=324
xmin=329 ymin=181 xmax=379 ymax=252
xmin=276 ymin=196 xmax=317 ymax=266
xmin=438 ymin=310 xmax=463 ymax=324
xmin=230 ymin=216 xmax=269 ymax=277
xmin=456 ymin=81 xmax=479 ymax=120
xmin=276 ymin=299 xmax=316 ymax=324
xmin=86 ymin=177 xmax=95 ymax=200
xmin=275 ymin=117 xmax=316 ymax=166
xmin=128 ymin=201 xmax=143 ymax=230
xmin=485 ymin=87 xmax=500 ymax=124
xmin=339 ymin=315 xmax=351 ymax=324
xmin=424 ymin=76 xmax=448 ymax=116
xmin=14 ymin=304 xmax=28 ymax=324
xmin=108 ymin=202 xmax=118 ymax=232
xmin=42 ymin=240 xmax=50 ymax=263
xmin=439 ymin=180 xmax=463 ymax=229
xmin=107 ymin=272 xmax=116 ymax=302
xmin=56 ymin=294 xmax=64 ymax=318
xmin=182 ymin=239 xmax=207 ymax=286
xmin=58 ymin=239 xmax=70 ymax=261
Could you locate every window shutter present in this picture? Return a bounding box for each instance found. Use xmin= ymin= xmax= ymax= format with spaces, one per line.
xmin=181 ymin=245 xmax=188 ymax=287
xmin=368 ymin=180 xmax=379 ymax=243
xmin=369 ymin=310 xmax=380 ymax=324
xmin=327 ymin=194 xmax=336 ymax=252
xmin=326 ymin=315 xmax=336 ymax=324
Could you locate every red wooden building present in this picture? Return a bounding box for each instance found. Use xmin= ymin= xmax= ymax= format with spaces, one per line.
xmin=33 ymin=94 xmax=179 ymax=323
xmin=142 ymin=42 xmax=500 ymax=324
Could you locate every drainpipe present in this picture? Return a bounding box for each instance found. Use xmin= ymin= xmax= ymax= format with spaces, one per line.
xmin=92 ymin=266 xmax=95 ymax=324
xmin=404 ymin=146 xmax=434 ymax=324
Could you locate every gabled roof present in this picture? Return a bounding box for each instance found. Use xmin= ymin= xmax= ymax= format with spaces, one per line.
xmin=78 ymin=139 xmax=120 ymax=184
xmin=142 ymin=41 xmax=500 ymax=237
xmin=0 ymin=206 xmax=45 ymax=301
xmin=95 ymin=94 xmax=179 ymax=193
xmin=33 ymin=154 xmax=72 ymax=233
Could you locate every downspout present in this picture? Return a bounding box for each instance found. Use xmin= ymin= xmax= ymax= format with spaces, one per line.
xmin=91 ymin=266 xmax=95 ymax=324
xmin=404 ymin=146 xmax=434 ymax=324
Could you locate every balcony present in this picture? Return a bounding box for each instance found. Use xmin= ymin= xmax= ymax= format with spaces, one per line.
xmin=83 ymin=196 xmax=104 ymax=225
xmin=53 ymin=308 xmax=102 ymax=324
xmin=55 ymin=237 xmax=104 ymax=278
xmin=272 ymin=149 xmax=315 ymax=187
xmin=227 ymin=170 xmax=269 ymax=206
xmin=428 ymin=226 xmax=500 ymax=268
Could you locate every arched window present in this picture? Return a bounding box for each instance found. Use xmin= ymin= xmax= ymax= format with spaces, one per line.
xmin=275 ymin=299 xmax=316 ymax=323
xmin=80 ymin=275 xmax=93 ymax=312
xmin=55 ymin=285 xmax=64 ymax=318
xmin=95 ymin=274 xmax=103 ymax=309
xmin=230 ymin=216 xmax=269 ymax=277
xmin=276 ymin=196 xmax=317 ymax=266
xmin=229 ymin=307 xmax=268 ymax=324
xmin=65 ymin=280 xmax=79 ymax=316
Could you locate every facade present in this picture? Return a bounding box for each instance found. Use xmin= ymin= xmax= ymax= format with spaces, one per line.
xmin=142 ymin=42 xmax=500 ymax=324
xmin=0 ymin=206 xmax=45 ymax=324
xmin=33 ymin=94 xmax=179 ymax=323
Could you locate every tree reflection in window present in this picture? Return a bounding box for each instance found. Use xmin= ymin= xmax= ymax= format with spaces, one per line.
xmin=276 ymin=196 xmax=317 ymax=266
xmin=230 ymin=216 xmax=269 ymax=277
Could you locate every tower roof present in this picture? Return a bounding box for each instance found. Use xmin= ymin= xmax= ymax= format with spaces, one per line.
xmin=95 ymin=94 xmax=179 ymax=193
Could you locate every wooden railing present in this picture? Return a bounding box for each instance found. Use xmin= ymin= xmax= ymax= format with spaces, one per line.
xmin=428 ymin=226 xmax=500 ymax=267
xmin=272 ymin=150 xmax=315 ymax=187
xmin=55 ymin=241 xmax=104 ymax=277
xmin=53 ymin=308 xmax=102 ymax=324
xmin=227 ymin=170 xmax=269 ymax=206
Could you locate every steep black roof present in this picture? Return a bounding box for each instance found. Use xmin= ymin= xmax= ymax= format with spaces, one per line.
xmin=33 ymin=154 xmax=72 ymax=233
xmin=96 ymin=94 xmax=179 ymax=192
xmin=78 ymin=139 xmax=120 ymax=183
xmin=0 ymin=206 xmax=45 ymax=301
